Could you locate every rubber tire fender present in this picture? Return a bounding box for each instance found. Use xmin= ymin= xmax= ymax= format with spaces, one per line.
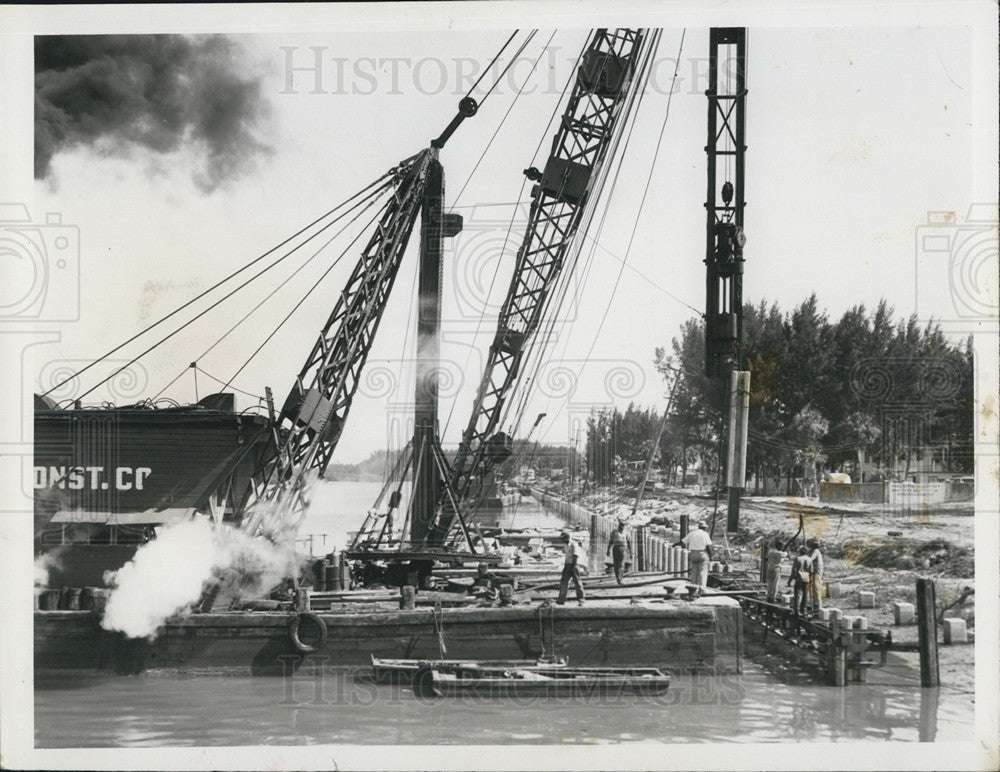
xmin=289 ymin=611 xmax=327 ymax=653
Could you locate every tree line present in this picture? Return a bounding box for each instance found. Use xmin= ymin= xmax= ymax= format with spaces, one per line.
xmin=585 ymin=296 xmax=973 ymax=494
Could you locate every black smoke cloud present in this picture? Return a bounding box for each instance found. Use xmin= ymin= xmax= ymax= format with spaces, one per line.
xmin=35 ymin=35 xmax=271 ymax=192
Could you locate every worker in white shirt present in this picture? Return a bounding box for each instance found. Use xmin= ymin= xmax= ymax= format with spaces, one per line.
xmin=606 ymin=520 xmax=632 ymax=584
xmin=674 ymin=519 xmax=713 ymax=597
xmin=556 ymin=532 xmax=585 ymax=605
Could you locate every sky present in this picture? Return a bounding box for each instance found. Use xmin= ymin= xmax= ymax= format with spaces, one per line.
xmin=1 ymin=5 xmax=998 ymax=770
xmin=5 ymin=6 xmax=997 ymax=463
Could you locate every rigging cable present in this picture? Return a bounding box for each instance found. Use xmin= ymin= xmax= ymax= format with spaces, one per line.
xmin=441 ymin=30 xmax=584 ymax=438
xmin=478 ymin=30 xmax=538 ymax=104
xmin=458 ymin=29 xmax=659 ymax=524
xmin=41 ymin=170 xmax=399 ymax=399
xmin=450 ymin=30 xmax=557 ymax=209
xmin=220 ymin=194 xmax=397 ymax=391
xmin=530 ymin=29 xmax=689 ymax=447
xmin=462 ymin=30 xmax=521 ymax=100
xmin=502 ymin=29 xmax=665 ymax=441
xmin=151 ymin=182 xmax=394 ymax=400
xmin=578 ymin=29 xmax=688 ymax=375
xmin=77 ymin=179 xmax=397 ymax=403
xmin=192 ymin=366 xmax=267 ymax=402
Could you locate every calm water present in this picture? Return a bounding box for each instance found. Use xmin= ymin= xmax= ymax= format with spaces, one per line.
xmin=35 ymin=482 xmax=976 ymax=746
xmin=35 ymin=669 xmax=971 ymax=746
xmin=299 ymin=482 xmax=602 ymax=567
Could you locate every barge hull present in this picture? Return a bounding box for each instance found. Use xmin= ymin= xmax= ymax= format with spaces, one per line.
xmin=35 ymin=600 xmax=741 ymax=676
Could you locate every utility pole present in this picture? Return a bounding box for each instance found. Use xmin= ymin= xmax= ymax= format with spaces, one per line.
xmin=704 ymin=27 xmax=748 ymax=531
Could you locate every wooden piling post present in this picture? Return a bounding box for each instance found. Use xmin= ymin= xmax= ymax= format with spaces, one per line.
xmin=679 ymin=514 xmax=689 ymax=540
xmin=636 ymin=526 xmax=646 ymax=571
xmin=400 ymin=585 xmax=416 ymax=610
xmin=916 ymin=577 xmax=939 ymax=687
xmin=827 ymin=616 xmax=846 ymax=686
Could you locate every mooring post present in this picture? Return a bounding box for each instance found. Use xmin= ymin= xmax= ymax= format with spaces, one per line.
xmin=918 ymin=685 xmax=939 ymax=742
xmin=827 ymin=617 xmax=846 ymax=686
xmin=916 ymin=577 xmax=940 ymax=687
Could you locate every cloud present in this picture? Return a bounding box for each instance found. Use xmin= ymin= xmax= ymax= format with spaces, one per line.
xmin=35 ymin=34 xmax=272 ymax=192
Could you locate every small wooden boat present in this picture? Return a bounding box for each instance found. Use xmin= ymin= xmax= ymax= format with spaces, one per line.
xmin=418 ymin=665 xmax=671 ymax=699
xmin=370 ymin=655 xmax=567 ymax=682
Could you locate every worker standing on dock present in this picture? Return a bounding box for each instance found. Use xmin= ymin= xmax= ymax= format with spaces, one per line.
xmin=676 ymin=520 xmax=712 ymax=597
xmin=788 ymin=545 xmax=813 ymax=616
xmin=556 ymin=532 xmax=585 ymax=606
xmin=764 ymin=539 xmax=785 ymax=602
xmin=607 ymin=520 xmax=631 ymax=585
xmin=806 ymin=538 xmax=824 ymax=613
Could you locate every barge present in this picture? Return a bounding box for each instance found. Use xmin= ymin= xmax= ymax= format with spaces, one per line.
xmin=35 ymin=598 xmax=742 ymax=676
xmin=34 ymin=393 xmax=273 ymax=587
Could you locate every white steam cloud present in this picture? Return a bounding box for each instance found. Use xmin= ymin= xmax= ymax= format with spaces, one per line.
xmin=34 ymin=548 xmax=65 ymax=587
xmin=101 ymin=515 xmax=301 ymax=640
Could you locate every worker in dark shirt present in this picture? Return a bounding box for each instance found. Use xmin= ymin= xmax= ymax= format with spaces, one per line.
xmin=467 ymin=563 xmax=498 ymax=598
xmin=787 ymin=545 xmax=813 ymax=616
xmin=806 ymin=538 xmax=825 ymax=613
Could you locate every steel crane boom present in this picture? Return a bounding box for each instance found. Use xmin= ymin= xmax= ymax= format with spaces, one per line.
xmin=243 ymin=150 xmax=434 ymax=538
xmin=426 ymin=28 xmax=649 ymax=545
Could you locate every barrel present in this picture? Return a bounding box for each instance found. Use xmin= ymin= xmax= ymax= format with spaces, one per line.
xmin=60 ymin=587 xmax=82 ymax=610
xmin=314 ymin=559 xmax=329 ymax=592
xmin=339 ymin=555 xmax=351 ymax=590
xmin=38 ymin=589 xmax=61 ymax=610
xmin=90 ymin=588 xmax=111 ymax=613
xmin=78 ymin=587 xmax=95 ymax=611
xmin=326 ymin=551 xmax=341 ymax=591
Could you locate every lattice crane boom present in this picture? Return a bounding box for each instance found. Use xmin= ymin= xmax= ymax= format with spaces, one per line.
xmin=427 ymin=28 xmax=649 ymax=544
xmin=243 ymin=150 xmax=434 ymax=537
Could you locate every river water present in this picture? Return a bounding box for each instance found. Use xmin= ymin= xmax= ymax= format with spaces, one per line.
xmin=34 ymin=482 xmax=975 ymax=747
